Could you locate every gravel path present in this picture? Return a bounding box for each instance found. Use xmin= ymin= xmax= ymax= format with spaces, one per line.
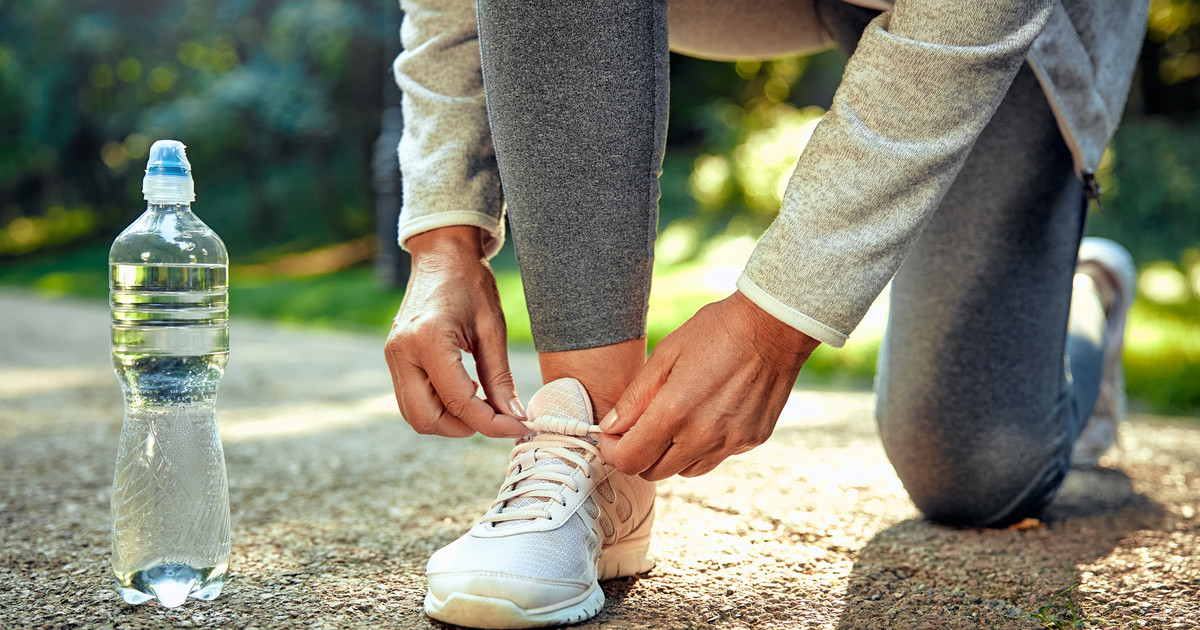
xmin=1 ymin=288 xmax=1197 ymax=629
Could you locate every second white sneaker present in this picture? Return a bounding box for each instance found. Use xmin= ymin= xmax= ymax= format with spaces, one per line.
xmin=1072 ymin=237 xmax=1137 ymax=467
xmin=424 ymin=378 xmax=657 ymax=629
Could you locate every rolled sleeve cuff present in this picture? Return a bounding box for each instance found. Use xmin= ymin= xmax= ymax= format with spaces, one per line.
xmin=397 ymin=210 xmax=505 ymax=259
xmin=736 ymin=273 xmax=849 ymax=348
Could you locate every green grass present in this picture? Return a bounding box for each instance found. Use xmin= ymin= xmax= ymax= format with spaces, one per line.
xmin=1124 ymin=298 xmax=1200 ymax=414
xmin=0 ymin=242 xmax=409 ymax=333
xmin=1029 ymin=584 xmax=1095 ymax=629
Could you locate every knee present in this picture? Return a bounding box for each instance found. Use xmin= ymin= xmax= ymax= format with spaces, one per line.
xmin=877 ymin=398 xmax=1071 ymax=527
xmin=888 ymin=442 xmax=1068 ymax=527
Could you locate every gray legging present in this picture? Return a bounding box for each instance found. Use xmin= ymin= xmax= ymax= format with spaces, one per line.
xmin=476 ymin=0 xmax=1102 ymax=527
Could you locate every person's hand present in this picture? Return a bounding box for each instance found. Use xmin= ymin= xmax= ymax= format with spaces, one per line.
xmin=597 ymin=291 xmax=820 ymax=480
xmin=384 ymin=226 xmax=527 ymax=439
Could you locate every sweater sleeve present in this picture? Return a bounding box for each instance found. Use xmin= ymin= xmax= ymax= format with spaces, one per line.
xmin=737 ymin=0 xmax=1054 ymax=347
xmin=394 ymin=0 xmax=505 ymax=258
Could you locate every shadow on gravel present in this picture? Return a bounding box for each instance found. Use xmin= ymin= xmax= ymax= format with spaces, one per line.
xmin=599 ymin=575 xmax=648 ymax=613
xmin=835 ymin=467 xmax=1166 ymax=628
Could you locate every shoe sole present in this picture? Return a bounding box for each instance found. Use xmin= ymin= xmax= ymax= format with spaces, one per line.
xmin=425 ymin=583 xmax=604 ymax=630
xmin=1072 ymin=360 xmax=1126 ymax=467
xmin=424 ymin=514 xmax=655 ymax=629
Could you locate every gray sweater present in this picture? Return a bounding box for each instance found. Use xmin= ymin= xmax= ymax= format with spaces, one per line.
xmin=393 ymin=0 xmax=1147 ymax=348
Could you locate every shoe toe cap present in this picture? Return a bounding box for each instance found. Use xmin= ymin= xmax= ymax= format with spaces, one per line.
xmin=426 ymin=530 xmax=597 ymax=611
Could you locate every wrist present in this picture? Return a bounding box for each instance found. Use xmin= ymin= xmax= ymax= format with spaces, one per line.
xmin=408 ymin=226 xmax=487 ymax=263
xmin=732 ymin=290 xmax=821 ymax=356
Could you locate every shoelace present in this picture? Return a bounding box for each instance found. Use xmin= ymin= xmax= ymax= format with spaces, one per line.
xmin=480 ymin=416 xmax=604 ymax=525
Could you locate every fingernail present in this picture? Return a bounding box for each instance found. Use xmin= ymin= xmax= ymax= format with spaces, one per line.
xmin=509 ymin=397 xmax=527 ymax=419
xmin=599 ymin=409 xmax=617 ymax=432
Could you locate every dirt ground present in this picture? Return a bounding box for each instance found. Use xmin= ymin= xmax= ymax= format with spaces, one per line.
xmin=1 ymin=288 xmax=1197 ymax=629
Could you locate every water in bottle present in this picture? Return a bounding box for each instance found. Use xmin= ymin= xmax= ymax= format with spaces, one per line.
xmin=109 ymin=140 xmax=231 ymax=608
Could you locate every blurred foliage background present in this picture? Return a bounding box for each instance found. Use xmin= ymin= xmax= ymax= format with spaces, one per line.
xmin=1 ymin=0 xmax=1197 ymax=413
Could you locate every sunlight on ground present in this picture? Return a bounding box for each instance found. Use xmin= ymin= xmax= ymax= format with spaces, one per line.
xmin=219 ymin=394 xmax=396 ymax=442
xmin=0 ymin=366 xmax=112 ymax=399
xmin=777 ymin=389 xmax=875 ymax=426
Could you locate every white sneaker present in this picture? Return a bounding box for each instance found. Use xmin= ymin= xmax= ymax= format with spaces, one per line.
xmin=1072 ymin=237 xmax=1137 ymax=467
xmin=424 ymin=378 xmax=657 ymax=629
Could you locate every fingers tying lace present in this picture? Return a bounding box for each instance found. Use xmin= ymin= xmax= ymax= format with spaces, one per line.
xmin=480 ymin=416 xmax=603 ymax=524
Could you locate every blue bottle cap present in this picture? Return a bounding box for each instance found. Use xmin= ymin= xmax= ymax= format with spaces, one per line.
xmin=142 ymin=139 xmax=196 ymax=203
xmin=145 ymin=140 xmax=192 ymax=177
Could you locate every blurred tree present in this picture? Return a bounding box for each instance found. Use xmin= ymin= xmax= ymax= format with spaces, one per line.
xmin=1140 ymin=0 xmax=1200 ymax=115
xmin=1085 ymin=0 xmax=1200 ymax=270
xmin=373 ymin=0 xmax=410 ymax=288
xmin=1 ymin=0 xmax=1196 ymax=270
xmin=0 ymin=0 xmax=389 ymax=259
xmin=661 ymin=49 xmax=846 ymax=259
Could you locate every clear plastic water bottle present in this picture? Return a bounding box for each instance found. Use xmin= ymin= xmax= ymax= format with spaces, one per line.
xmin=109 ymin=140 xmax=231 ymax=608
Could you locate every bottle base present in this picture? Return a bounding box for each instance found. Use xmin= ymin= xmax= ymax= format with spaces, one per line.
xmin=114 ymin=563 xmax=227 ymax=608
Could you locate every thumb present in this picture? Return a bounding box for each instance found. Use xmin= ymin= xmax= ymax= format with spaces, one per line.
xmin=473 ymin=316 xmax=525 ymax=420
xmin=599 ymin=345 xmax=674 ymax=434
